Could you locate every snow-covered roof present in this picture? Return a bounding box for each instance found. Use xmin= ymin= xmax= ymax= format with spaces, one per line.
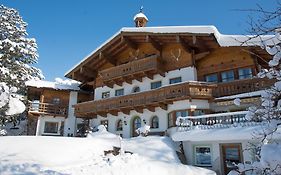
xmin=171 ymin=123 xmax=281 ymax=142
xmin=133 ymin=12 xmax=148 ymax=21
xmin=25 ymin=78 xmax=80 ymax=91
xmin=65 ymin=25 xmax=275 ymax=76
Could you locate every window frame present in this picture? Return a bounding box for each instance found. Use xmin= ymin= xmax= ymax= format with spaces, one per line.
xmin=205 ymin=73 xmax=218 ymax=83
xmin=221 ymin=70 xmax=235 ymax=82
xmin=116 ymin=119 xmax=123 ymax=131
xmin=115 ymin=89 xmax=124 ymax=96
xmin=43 ymin=121 xmax=59 ymax=134
xmin=169 ymin=77 xmax=182 ymax=84
xmin=102 ymin=91 xmax=110 ymax=99
xmin=151 ymin=116 xmax=159 ymax=129
xmin=151 ymin=81 xmax=162 ymax=89
xmin=194 ymin=145 xmax=212 ymax=167
xmin=52 ymin=98 xmax=61 ymax=105
xmin=238 ymin=67 xmax=253 ymax=80
xmin=168 ymin=109 xmax=189 ymax=128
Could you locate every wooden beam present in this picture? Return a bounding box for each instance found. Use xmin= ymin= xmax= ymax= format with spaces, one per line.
xmin=146 ymin=35 xmax=162 ymax=52
xmin=134 ymin=107 xmax=143 ymax=113
xmin=194 ymin=51 xmax=210 ymax=61
xmin=177 ymin=36 xmax=193 ymax=53
xmin=146 ymin=106 xmax=155 ymax=112
xmin=109 ymin=110 xmax=118 ymax=116
xmin=80 ymin=66 xmax=98 ymax=78
xmin=99 ymin=52 xmax=117 ymax=66
xmin=159 ymin=103 xmax=168 ymax=110
xmin=121 ymin=36 xmax=138 ymax=50
xmin=120 ymin=109 xmax=130 ymax=115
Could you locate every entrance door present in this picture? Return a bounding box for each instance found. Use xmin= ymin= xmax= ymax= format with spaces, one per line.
xmin=220 ymin=143 xmax=243 ymax=175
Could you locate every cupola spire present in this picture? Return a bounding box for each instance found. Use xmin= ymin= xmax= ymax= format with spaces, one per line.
xmin=134 ymin=6 xmax=148 ymax=27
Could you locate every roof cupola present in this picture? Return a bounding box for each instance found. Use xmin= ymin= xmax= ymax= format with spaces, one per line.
xmin=133 ymin=6 xmax=148 ymax=27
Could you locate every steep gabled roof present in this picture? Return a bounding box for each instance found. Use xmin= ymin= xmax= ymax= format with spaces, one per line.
xmin=65 ymin=25 xmax=275 ymax=81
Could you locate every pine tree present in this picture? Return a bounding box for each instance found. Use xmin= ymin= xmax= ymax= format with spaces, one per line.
xmin=0 ymin=5 xmax=43 ymax=131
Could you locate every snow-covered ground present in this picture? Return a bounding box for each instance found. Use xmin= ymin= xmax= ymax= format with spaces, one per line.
xmin=0 ymin=128 xmax=215 ymax=175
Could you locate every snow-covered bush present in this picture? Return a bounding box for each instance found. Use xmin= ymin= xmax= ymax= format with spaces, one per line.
xmin=0 ymin=5 xmax=43 ymax=129
xmin=136 ymin=124 xmax=150 ymax=137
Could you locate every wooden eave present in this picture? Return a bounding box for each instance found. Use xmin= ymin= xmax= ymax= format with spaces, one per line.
xmin=65 ymin=32 xmax=221 ymax=83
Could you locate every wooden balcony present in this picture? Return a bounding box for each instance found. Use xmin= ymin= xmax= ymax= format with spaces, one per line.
xmin=99 ymin=55 xmax=165 ymax=87
xmin=75 ymin=82 xmax=216 ymax=118
xmin=213 ymin=78 xmax=275 ymax=98
xmin=28 ymin=102 xmax=68 ymax=117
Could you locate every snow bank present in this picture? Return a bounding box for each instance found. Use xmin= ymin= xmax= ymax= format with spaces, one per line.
xmin=0 ymin=134 xmax=215 ymax=175
xmin=26 ymin=78 xmax=80 ymax=91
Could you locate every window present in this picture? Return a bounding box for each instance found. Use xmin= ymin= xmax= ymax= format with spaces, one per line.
xmin=205 ymin=74 xmax=218 ymax=83
xmin=151 ymin=116 xmax=159 ymax=128
xmin=169 ymin=77 xmax=182 ymax=84
xmin=168 ymin=110 xmax=189 ymax=128
xmin=168 ymin=113 xmax=174 ymax=128
xmin=116 ymin=119 xmax=123 ymax=131
xmin=52 ymin=98 xmax=60 ymax=105
xmin=115 ymin=89 xmax=124 ymax=96
xmin=132 ymin=116 xmax=142 ymax=137
xmin=221 ymin=70 xmax=234 ymax=82
xmin=194 ymin=146 xmax=212 ymax=167
xmin=193 ymin=109 xmax=205 ymax=116
xmin=238 ymin=68 xmax=252 ymax=79
xmin=151 ymin=81 xmax=162 ymax=89
xmin=101 ymin=120 xmax=108 ymax=129
xmin=44 ymin=122 xmax=59 ymax=134
xmin=176 ymin=110 xmax=188 ymax=118
xmin=132 ymin=86 xmax=140 ymax=93
xmin=102 ymin=91 xmax=110 ymax=99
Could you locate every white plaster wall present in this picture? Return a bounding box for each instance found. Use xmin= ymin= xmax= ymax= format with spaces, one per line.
xmin=37 ymin=116 xmax=65 ymax=136
xmin=64 ymin=91 xmax=78 ymax=136
xmin=94 ymin=67 xmax=197 ymax=100
xmin=90 ymin=99 xmax=209 ymax=138
xmin=182 ymin=140 xmax=253 ymax=175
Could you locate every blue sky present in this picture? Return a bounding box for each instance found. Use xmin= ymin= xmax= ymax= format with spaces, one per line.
xmin=2 ymin=0 xmax=277 ymax=81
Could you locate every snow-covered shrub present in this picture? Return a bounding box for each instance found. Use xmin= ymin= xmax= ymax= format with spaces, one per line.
xmin=136 ymin=124 xmax=150 ymax=137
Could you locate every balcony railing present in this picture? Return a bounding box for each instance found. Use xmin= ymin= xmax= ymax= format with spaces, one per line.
xmin=176 ymin=111 xmax=264 ymax=131
xmin=74 ymin=82 xmax=216 ymax=118
xmin=213 ymin=78 xmax=275 ymax=98
xmin=28 ymin=102 xmax=68 ymax=117
xmin=99 ymin=55 xmax=165 ymax=87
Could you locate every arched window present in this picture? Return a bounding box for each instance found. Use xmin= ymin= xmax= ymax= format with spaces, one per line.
xmin=116 ymin=119 xmax=123 ymax=131
xmin=132 ymin=116 xmax=141 ymax=137
xmin=151 ymin=116 xmax=159 ymax=128
xmin=132 ymin=86 xmax=140 ymax=93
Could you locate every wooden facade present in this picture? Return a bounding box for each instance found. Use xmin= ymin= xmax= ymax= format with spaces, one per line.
xmin=27 ymin=87 xmax=90 ymax=118
xmin=62 ymin=30 xmax=271 ymax=118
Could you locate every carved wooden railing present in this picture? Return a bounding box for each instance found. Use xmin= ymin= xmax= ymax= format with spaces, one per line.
xmin=99 ymin=55 xmax=165 ymax=87
xmin=176 ymin=111 xmax=264 ymax=131
xmin=28 ymin=102 xmax=68 ymax=117
xmin=213 ymin=78 xmax=275 ymax=98
xmin=75 ymin=82 xmax=216 ymax=117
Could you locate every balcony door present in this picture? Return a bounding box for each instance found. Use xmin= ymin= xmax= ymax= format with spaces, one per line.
xmin=132 ymin=116 xmax=141 ymax=137
xmin=220 ymin=143 xmax=243 ymax=175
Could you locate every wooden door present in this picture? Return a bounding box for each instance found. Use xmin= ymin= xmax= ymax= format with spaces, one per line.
xmin=220 ymin=143 xmax=243 ymax=175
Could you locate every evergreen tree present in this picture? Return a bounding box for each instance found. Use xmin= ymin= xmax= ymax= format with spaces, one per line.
xmin=0 ymin=5 xmax=43 ymax=130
